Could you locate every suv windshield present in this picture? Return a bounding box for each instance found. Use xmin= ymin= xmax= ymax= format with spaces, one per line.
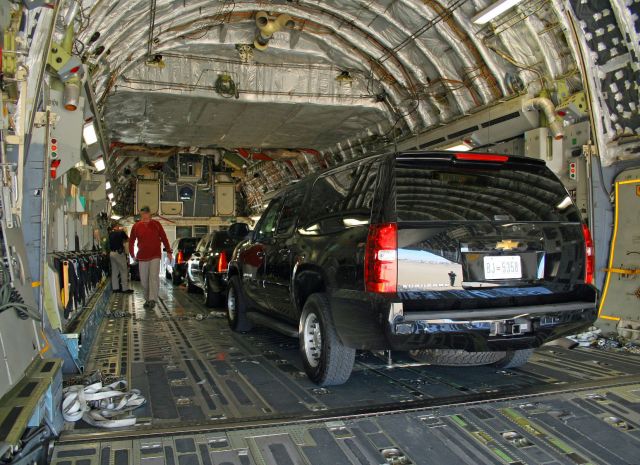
xmin=394 ymin=160 xmax=582 ymax=222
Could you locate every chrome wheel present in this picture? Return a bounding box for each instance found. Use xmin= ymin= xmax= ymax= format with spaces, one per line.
xmin=303 ymin=313 xmax=322 ymax=368
xmin=227 ymin=286 xmax=237 ymax=322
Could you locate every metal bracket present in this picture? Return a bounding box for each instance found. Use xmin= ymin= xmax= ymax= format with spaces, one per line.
xmin=33 ymin=111 xmax=57 ymax=128
xmin=582 ymin=143 xmax=598 ymax=158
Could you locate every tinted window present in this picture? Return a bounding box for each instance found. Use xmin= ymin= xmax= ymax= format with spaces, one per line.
xmin=254 ymin=198 xmax=284 ymax=242
xmin=299 ymin=161 xmax=379 ymax=235
xmin=178 ymin=237 xmax=198 ymax=253
xmin=276 ymin=188 xmax=305 ymax=236
xmin=394 ymin=161 xmax=582 ymax=222
xmin=210 ymin=231 xmax=233 ymax=249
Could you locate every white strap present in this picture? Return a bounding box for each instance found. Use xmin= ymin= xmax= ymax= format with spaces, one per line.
xmin=62 ymin=380 xmax=146 ymax=428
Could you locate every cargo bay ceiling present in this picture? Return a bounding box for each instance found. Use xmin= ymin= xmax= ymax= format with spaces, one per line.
xmin=78 ymin=0 xmax=583 ymax=154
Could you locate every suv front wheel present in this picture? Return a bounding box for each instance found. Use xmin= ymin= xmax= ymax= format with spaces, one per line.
xmin=299 ymin=294 xmax=355 ymax=386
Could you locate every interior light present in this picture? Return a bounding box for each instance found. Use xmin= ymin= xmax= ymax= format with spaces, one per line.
xmin=110 ymin=214 xmax=122 ymax=220
xmin=107 ymin=192 xmax=114 ymax=200
xmin=93 ymin=156 xmax=105 ymax=172
xmin=445 ymin=143 xmax=472 ymax=152
xmin=83 ymin=122 xmax=98 ymax=145
xmin=105 ymin=181 xmax=111 ymax=190
xmin=111 ymin=201 xmax=117 ymax=206
xmin=472 ymin=0 xmax=525 ymax=24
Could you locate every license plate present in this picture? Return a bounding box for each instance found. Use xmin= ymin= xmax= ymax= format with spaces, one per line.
xmin=483 ymin=256 xmax=522 ymax=280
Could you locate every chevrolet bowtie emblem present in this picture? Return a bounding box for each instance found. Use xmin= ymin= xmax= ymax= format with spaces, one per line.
xmin=496 ymin=240 xmax=520 ymax=250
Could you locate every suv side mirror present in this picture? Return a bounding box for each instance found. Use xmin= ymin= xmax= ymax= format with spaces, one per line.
xmin=228 ymin=222 xmax=251 ymax=240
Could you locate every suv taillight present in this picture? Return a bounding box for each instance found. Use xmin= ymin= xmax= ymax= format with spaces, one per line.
xmin=217 ymin=250 xmax=228 ymax=273
xmin=176 ymin=251 xmax=184 ymax=264
xmin=582 ymin=224 xmax=594 ymax=285
xmin=365 ymin=223 xmax=397 ymax=293
xmin=454 ymin=153 xmax=509 ymax=162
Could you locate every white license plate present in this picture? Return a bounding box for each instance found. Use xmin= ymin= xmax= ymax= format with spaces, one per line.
xmin=483 ymin=256 xmax=522 ymax=280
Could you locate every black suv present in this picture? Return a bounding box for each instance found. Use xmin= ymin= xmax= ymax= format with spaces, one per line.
xmin=163 ymin=237 xmax=198 ymax=285
xmin=227 ymin=151 xmax=597 ymax=386
xmin=187 ymin=226 xmax=249 ymax=307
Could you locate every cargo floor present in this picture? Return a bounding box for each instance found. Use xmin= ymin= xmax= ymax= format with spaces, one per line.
xmin=60 ymin=280 xmax=640 ymax=436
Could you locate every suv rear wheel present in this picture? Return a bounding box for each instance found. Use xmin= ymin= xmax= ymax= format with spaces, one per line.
xmin=409 ymin=349 xmax=505 ymax=366
xmin=227 ymin=276 xmax=252 ymax=332
xmin=494 ymin=349 xmax=534 ymax=369
xmin=299 ymin=294 xmax=355 ymax=386
xmin=409 ymin=348 xmax=533 ymax=368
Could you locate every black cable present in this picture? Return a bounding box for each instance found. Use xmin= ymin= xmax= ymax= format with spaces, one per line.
xmin=0 ymin=264 xmax=41 ymax=322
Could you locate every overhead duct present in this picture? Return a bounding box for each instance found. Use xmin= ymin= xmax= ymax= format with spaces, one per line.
xmin=254 ymin=11 xmax=295 ymax=51
xmin=523 ymin=97 xmax=564 ymax=140
xmin=397 ymin=96 xmax=540 ymax=151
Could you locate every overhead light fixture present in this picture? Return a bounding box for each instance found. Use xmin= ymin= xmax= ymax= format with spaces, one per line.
xmin=107 ymin=192 xmax=114 ymax=200
xmin=110 ymin=214 xmax=121 ymax=220
xmin=93 ymin=156 xmax=105 ymax=172
xmin=472 ymin=0 xmax=524 ymax=24
xmin=83 ymin=121 xmax=98 ymax=145
xmin=445 ymin=143 xmax=472 ymax=152
xmin=105 ymin=181 xmax=111 ymax=190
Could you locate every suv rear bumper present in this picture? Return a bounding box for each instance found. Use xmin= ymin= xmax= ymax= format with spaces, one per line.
xmin=329 ymin=293 xmax=597 ymax=352
xmin=386 ymin=301 xmax=597 ymax=351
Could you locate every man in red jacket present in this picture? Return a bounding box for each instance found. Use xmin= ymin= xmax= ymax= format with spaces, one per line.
xmin=129 ymin=206 xmax=172 ymax=309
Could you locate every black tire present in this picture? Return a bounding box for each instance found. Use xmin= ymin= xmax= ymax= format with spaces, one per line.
xmin=409 ymin=349 xmax=507 ymax=366
xmin=186 ymin=277 xmax=199 ymax=293
xmin=171 ymin=271 xmax=182 ymax=285
xmin=227 ymin=276 xmax=252 ymax=332
xmin=203 ymin=276 xmax=224 ymax=308
xmin=299 ymin=294 xmax=355 ymax=386
xmin=494 ymin=349 xmax=534 ymax=369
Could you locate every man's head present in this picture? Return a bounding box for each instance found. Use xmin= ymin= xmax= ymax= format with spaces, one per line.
xmin=139 ymin=206 xmax=151 ymax=221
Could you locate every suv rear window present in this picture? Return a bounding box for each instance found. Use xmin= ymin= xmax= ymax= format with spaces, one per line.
xmin=178 ymin=238 xmax=198 ymax=252
xmin=210 ymin=231 xmax=232 ymax=248
xmin=299 ymin=161 xmax=379 ymax=234
xmin=394 ymin=160 xmax=582 ymax=222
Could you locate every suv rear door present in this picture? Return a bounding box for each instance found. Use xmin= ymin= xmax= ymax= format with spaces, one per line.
xmin=264 ymin=187 xmax=306 ymax=320
xmin=240 ymin=197 xmax=284 ymax=310
xmin=391 ymin=152 xmax=594 ymax=312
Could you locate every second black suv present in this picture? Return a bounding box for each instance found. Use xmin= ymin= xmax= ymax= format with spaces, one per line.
xmin=227 ymin=151 xmax=597 ymax=386
xmin=187 ymin=225 xmax=249 ymax=307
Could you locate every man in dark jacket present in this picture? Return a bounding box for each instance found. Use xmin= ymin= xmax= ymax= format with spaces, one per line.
xmin=108 ymin=223 xmax=132 ymax=293
xmin=129 ymin=206 xmax=172 ymax=309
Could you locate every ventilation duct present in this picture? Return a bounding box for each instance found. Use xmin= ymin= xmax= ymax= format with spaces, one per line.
xmin=397 ymin=96 xmax=540 ymax=151
xmin=523 ymin=97 xmax=564 ymax=140
xmin=254 ymin=11 xmax=295 ymax=51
